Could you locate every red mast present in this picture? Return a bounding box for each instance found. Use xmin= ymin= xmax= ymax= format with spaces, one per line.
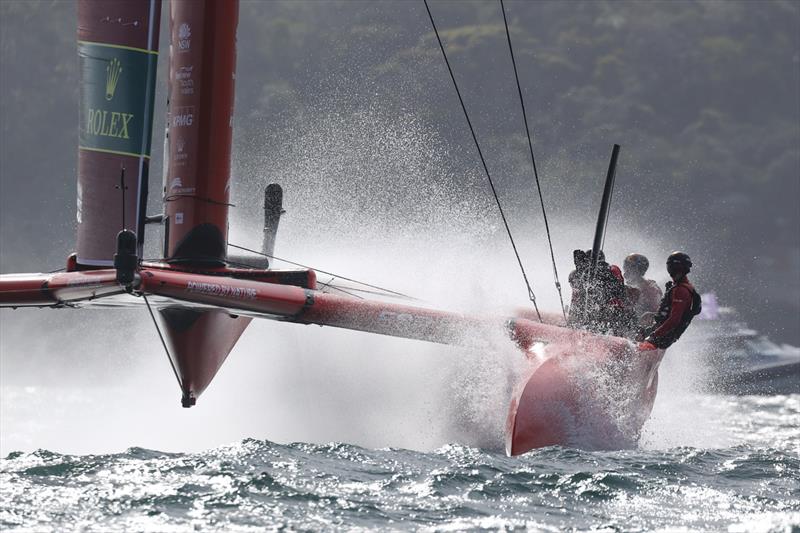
xmin=159 ymin=0 xmax=248 ymax=407
xmin=164 ymin=0 xmax=238 ymax=265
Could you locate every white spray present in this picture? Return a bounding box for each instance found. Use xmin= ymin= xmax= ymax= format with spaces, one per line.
xmin=0 ymin=105 xmax=729 ymax=455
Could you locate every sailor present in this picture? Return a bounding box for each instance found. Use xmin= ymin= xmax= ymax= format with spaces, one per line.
xmin=623 ymin=253 xmax=662 ymax=316
xmin=601 ymin=255 xmax=637 ymax=337
xmin=567 ymin=249 xmax=591 ymax=327
xmin=639 ymin=251 xmax=702 ymax=350
xmin=568 ymin=249 xmax=633 ymax=336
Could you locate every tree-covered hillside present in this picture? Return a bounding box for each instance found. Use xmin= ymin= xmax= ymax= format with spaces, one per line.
xmin=1 ymin=0 xmax=798 ymax=340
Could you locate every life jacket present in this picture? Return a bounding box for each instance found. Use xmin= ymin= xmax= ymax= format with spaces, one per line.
xmin=650 ymin=278 xmax=701 ymax=349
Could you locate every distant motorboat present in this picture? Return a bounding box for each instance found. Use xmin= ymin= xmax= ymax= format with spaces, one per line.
xmin=690 ymin=293 xmax=799 ymax=395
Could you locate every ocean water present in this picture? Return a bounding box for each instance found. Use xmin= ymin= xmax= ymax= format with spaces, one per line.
xmin=1 ymin=393 xmax=797 ymax=532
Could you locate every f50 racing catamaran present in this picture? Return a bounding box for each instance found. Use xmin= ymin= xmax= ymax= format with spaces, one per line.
xmin=0 ymin=0 xmax=665 ymax=456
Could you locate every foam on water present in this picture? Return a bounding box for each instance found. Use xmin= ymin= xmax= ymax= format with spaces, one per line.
xmin=1 ymin=396 xmax=798 ymax=532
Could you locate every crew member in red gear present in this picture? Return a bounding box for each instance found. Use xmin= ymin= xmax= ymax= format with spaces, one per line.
xmin=623 ymin=253 xmax=662 ymax=316
xmin=639 ymin=251 xmax=701 ymax=350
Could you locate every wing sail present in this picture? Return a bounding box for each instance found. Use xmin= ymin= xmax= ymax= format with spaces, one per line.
xmin=76 ymin=0 xmax=162 ymax=265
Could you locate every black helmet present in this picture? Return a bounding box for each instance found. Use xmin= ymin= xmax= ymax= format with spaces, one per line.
xmin=624 ymin=253 xmax=649 ymax=275
xmin=667 ymin=251 xmax=692 ymax=270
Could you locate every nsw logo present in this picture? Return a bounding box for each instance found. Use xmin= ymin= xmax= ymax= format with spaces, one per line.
xmin=178 ymin=23 xmax=191 ymax=51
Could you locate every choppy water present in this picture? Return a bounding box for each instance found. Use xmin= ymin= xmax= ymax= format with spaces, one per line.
xmin=1 ymin=394 xmax=798 ymax=532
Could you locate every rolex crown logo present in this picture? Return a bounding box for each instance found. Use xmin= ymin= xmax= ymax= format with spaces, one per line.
xmin=105 ymin=57 xmax=122 ymax=101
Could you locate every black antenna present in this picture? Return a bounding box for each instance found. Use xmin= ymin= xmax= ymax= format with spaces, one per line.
xmin=115 ymin=165 xmax=128 ymax=230
xmin=590 ymin=144 xmax=620 ymax=274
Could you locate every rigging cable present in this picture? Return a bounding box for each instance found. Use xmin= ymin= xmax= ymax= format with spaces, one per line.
xmin=142 ymin=293 xmax=183 ymax=390
xmin=227 ymin=243 xmax=420 ymax=301
xmin=423 ymin=0 xmax=542 ymax=322
xmin=499 ymin=0 xmax=567 ymax=322
xmin=317 ymin=283 xmax=416 ymax=300
xmin=116 ymin=166 xmax=127 ymax=230
xmin=319 ymin=283 xmax=366 ymax=300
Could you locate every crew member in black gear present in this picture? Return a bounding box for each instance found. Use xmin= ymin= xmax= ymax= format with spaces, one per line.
xmin=639 ymin=251 xmax=701 ymax=350
xmin=568 ymin=249 xmax=633 ymax=336
xmin=567 ymin=249 xmax=592 ymax=327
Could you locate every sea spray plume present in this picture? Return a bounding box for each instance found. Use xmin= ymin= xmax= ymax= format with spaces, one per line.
xmin=225 ymin=103 xmax=692 ymax=452
xmin=442 ymin=323 xmax=530 ymax=451
xmin=234 ymin=104 xmax=493 ymax=250
xmin=230 ymin=106 xmax=532 ymax=450
xmin=638 ymin=323 xmax=738 ymax=450
xmin=561 ymin=345 xmax=645 ymax=450
xmin=3 ymin=100 xmax=707 ymax=456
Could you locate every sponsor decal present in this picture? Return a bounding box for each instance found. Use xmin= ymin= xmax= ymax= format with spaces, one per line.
xmin=175 ymin=212 xmax=184 ymax=224
xmin=169 ymin=176 xmax=195 ymax=195
xmin=172 ymin=106 xmax=194 ymax=127
xmin=176 ymin=65 xmax=194 ymax=95
xmin=66 ymin=276 xmax=106 ymax=287
xmin=86 ymin=109 xmax=134 ymax=139
xmin=174 ymin=136 xmax=188 ymax=164
xmin=176 ymin=65 xmax=193 ymax=80
xmin=78 ymin=43 xmax=157 ymax=157
xmin=186 ymin=281 xmax=257 ymax=300
xmin=178 ymin=23 xmax=191 ymax=51
xmin=105 ymin=58 xmax=122 ymax=101
xmin=87 ymin=55 xmax=133 ymax=140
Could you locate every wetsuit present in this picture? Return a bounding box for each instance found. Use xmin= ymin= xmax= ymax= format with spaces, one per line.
xmin=646 ymin=276 xmax=701 ymax=349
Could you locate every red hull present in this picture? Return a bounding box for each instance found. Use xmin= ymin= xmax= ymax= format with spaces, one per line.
xmin=506 ymin=336 xmax=663 ymax=455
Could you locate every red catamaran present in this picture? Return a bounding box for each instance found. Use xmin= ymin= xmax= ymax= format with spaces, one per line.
xmin=0 ymin=0 xmax=665 ymax=456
